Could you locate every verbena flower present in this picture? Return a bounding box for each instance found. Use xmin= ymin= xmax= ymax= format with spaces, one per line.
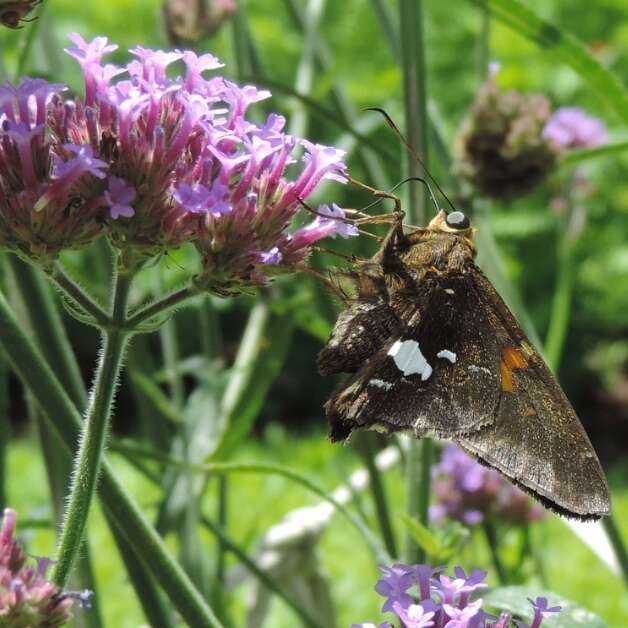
xmin=354 ymin=562 xmax=561 ymax=628
xmin=164 ymin=0 xmax=238 ymax=45
xmin=430 ymin=445 xmax=545 ymax=526
xmin=0 ymin=0 xmax=41 ymax=29
xmin=543 ymin=107 xmax=608 ymax=150
xmin=455 ymin=70 xmax=557 ymax=199
xmin=0 ymin=79 xmax=107 ymax=263
xmin=0 ymin=35 xmax=352 ymax=288
xmin=0 ymin=508 xmax=93 ymax=627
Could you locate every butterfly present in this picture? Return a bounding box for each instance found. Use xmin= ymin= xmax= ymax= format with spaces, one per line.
xmin=317 ymin=207 xmax=610 ymax=521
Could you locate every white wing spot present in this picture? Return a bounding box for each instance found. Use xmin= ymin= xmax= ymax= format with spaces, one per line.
xmin=369 ymin=379 xmax=393 ymax=391
xmin=444 ymin=288 xmax=455 ymax=295
xmin=388 ymin=339 xmax=433 ymax=380
xmin=437 ymin=349 xmax=457 ymax=363
xmin=468 ymin=364 xmax=492 ymax=376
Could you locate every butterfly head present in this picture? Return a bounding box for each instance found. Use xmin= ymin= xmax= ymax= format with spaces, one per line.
xmin=427 ymin=209 xmax=474 ymax=236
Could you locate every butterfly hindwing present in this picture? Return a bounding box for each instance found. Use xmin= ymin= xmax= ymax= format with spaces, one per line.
xmin=455 ymin=268 xmax=610 ymax=519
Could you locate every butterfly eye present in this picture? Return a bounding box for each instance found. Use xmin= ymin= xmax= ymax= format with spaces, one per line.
xmin=445 ymin=211 xmax=470 ymax=230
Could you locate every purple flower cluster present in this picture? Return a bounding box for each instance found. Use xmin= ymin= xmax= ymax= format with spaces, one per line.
xmin=543 ymin=107 xmax=608 ymax=150
xmin=0 ymin=35 xmax=353 ymax=290
xmin=0 ymin=508 xmax=92 ymax=627
xmin=352 ymin=563 xmax=561 ymax=628
xmin=430 ymin=446 xmax=545 ymax=526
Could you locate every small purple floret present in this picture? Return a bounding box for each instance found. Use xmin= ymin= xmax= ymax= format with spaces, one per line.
xmin=105 ymin=176 xmax=136 ymax=219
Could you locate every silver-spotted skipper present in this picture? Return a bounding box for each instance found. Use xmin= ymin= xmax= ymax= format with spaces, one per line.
xmin=317 ymin=205 xmax=610 ymax=521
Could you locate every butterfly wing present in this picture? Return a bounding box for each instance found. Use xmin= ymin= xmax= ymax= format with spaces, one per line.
xmin=456 ymin=268 xmax=610 ymax=519
xmin=324 ymin=272 xmax=504 ymax=441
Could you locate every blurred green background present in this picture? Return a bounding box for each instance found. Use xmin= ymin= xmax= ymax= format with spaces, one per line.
xmin=1 ymin=0 xmax=628 ymax=626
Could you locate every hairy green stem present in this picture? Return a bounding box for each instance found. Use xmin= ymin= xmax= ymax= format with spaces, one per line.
xmin=0 ymin=288 xmax=221 ymax=626
xmin=48 ymin=263 xmax=109 ymax=327
xmin=52 ymin=270 xmax=133 ymax=586
xmin=127 ymin=285 xmax=199 ymax=328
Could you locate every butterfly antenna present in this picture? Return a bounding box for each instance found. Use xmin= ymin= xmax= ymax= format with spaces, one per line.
xmin=390 ymin=176 xmax=439 ymax=213
xmin=366 ymin=107 xmax=457 ymax=213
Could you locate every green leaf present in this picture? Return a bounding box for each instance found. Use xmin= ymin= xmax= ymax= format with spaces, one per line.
xmin=561 ymin=140 xmax=628 ymax=167
xmin=128 ymin=370 xmax=184 ymax=426
xmin=156 ymin=380 xmax=225 ymax=533
xmin=400 ymin=514 xmax=441 ymax=556
xmin=400 ymin=514 xmax=470 ymax=563
xmin=469 ymin=0 xmax=628 ymax=124
xmin=483 ymin=586 xmax=607 ymax=627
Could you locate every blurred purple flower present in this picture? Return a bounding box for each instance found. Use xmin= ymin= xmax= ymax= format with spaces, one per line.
xmin=431 ymin=445 xmax=545 ymax=526
xmin=0 ymin=508 xmax=91 ymax=626
xmin=543 ymin=107 xmax=608 ymax=150
xmin=363 ymin=562 xmax=561 ymax=628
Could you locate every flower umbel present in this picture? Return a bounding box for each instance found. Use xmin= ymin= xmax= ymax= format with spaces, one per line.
xmin=430 ymin=445 xmax=545 ymax=526
xmin=354 ymin=561 xmax=561 ymax=627
xmin=0 ymin=508 xmax=93 ymax=627
xmin=0 ymin=35 xmax=352 ymax=287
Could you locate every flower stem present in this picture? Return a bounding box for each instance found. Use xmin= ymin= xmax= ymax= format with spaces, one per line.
xmin=127 ymin=284 xmax=199 ymax=329
xmin=544 ymin=220 xmax=577 ymax=371
xmin=602 ymin=516 xmax=628 ymax=586
xmin=51 ymin=269 xmax=133 ymax=586
xmin=399 ymin=0 xmax=430 ymax=224
xmin=482 ymin=519 xmax=508 ymax=584
xmin=404 ymin=438 xmax=432 ymax=564
xmin=0 ymin=287 xmax=222 ymax=626
xmin=355 ymin=432 xmax=398 ymax=559
xmin=400 ymin=0 xmax=433 ymax=564
xmin=48 ymin=262 xmax=110 ymax=327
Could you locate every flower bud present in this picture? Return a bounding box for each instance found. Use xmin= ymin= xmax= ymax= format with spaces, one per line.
xmin=455 ymin=72 xmax=558 ymax=199
xmin=0 ymin=0 xmax=41 ymax=29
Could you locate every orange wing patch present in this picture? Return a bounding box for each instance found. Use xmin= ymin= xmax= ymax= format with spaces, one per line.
xmin=500 ymin=347 xmax=529 ymax=393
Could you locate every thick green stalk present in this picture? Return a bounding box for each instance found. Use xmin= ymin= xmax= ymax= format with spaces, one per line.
xmin=52 ymin=270 xmax=133 ymax=586
xmin=399 ymin=0 xmax=432 ymax=563
xmin=11 ymin=258 xmax=87 ymax=407
xmin=399 ymin=0 xmax=429 ymax=224
xmin=0 ymin=288 xmax=221 ymax=627
xmin=0 ymin=351 xmax=8 ymax=511
xmin=355 ymin=432 xmax=398 ymax=559
xmin=482 ymin=520 xmax=507 ymax=584
xmin=602 ymin=516 xmax=628 ymax=586
xmin=404 ymin=438 xmax=432 ymax=564
xmin=6 ymin=257 xmax=104 ymax=627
